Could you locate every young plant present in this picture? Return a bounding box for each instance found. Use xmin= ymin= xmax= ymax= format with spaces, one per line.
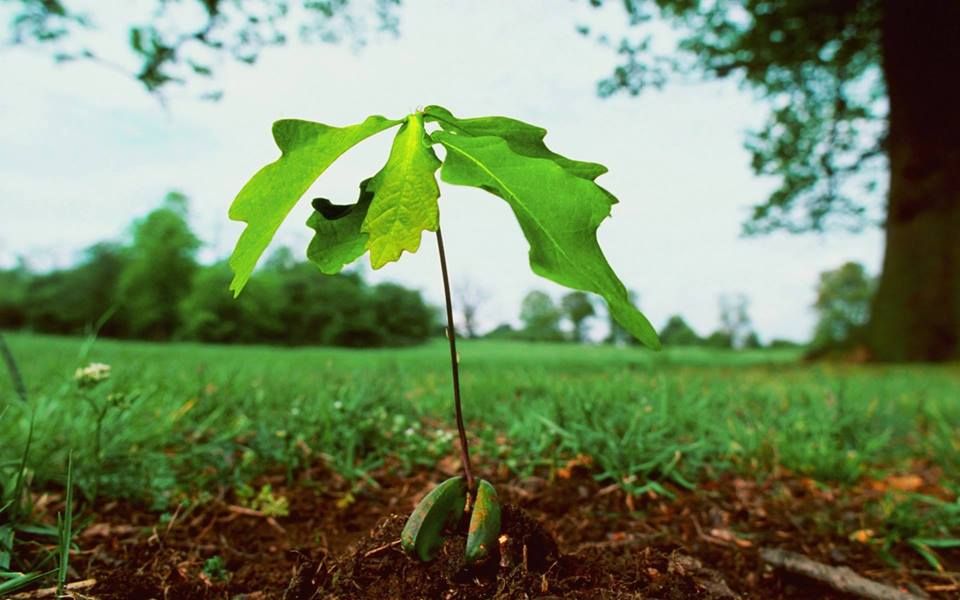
xmin=227 ymin=106 xmax=660 ymax=563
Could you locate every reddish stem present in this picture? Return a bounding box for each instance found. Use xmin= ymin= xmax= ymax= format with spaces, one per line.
xmin=435 ymin=228 xmax=475 ymax=492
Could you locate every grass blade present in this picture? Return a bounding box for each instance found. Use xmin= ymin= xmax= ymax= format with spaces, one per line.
xmin=0 ymin=569 xmax=53 ymax=595
xmin=11 ymin=414 xmax=35 ymax=522
xmin=56 ymin=451 xmax=74 ymax=596
xmin=0 ymin=333 xmax=27 ymax=404
xmin=0 ymin=525 xmax=12 ymax=571
xmin=908 ymin=539 xmax=943 ymax=571
xmin=910 ymin=537 xmax=960 ymax=549
xmin=77 ymin=305 xmax=117 ymax=363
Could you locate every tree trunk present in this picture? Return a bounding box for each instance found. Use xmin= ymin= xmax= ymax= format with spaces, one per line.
xmin=868 ymin=0 xmax=960 ymax=361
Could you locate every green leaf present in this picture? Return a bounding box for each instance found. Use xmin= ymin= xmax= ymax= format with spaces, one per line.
xmin=362 ymin=114 xmax=442 ymax=269
xmin=228 ymin=115 xmax=401 ymax=295
xmin=431 ymin=130 xmax=660 ymax=349
xmin=305 ymin=175 xmax=379 ymax=275
xmin=424 ymin=105 xmax=608 ymax=182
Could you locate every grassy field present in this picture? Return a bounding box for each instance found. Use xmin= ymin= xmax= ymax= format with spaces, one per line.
xmin=2 ymin=332 xmax=958 ymax=506
xmin=3 ymin=332 xmax=960 ymax=595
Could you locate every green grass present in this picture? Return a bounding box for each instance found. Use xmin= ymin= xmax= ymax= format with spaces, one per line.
xmin=4 ymin=331 xmax=959 ymax=580
xmin=1 ymin=332 xmax=958 ymax=509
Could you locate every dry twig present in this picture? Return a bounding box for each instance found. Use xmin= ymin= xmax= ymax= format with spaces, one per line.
xmin=362 ymin=539 xmax=401 ymax=558
xmin=9 ymin=578 xmax=97 ymax=599
xmin=760 ymin=547 xmax=923 ymax=600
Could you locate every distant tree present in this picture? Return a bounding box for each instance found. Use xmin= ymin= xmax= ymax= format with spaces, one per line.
xmin=704 ymin=330 xmax=733 ymax=350
xmin=769 ymin=338 xmax=802 ymax=349
xmin=372 ymin=282 xmax=436 ymax=346
xmin=0 ymin=218 xmax=435 ymax=347
xmin=115 ymin=192 xmax=200 ymax=339
xmin=274 ymin=262 xmax=373 ymax=346
xmin=519 ymin=290 xmax=563 ymax=342
xmin=658 ymin=315 xmax=702 ymax=347
xmin=0 ymin=259 xmax=30 ymax=329
xmin=561 ymin=291 xmax=595 ymax=342
xmin=263 ymin=246 xmax=297 ymax=272
xmin=178 ymin=262 xmax=283 ymax=343
xmin=484 ymin=323 xmax=518 ymax=340
xmin=811 ymin=262 xmax=874 ymax=351
xmin=69 ymin=242 xmax=128 ymax=336
xmin=4 ymin=0 xmax=401 ymax=96
xmin=594 ymin=0 xmax=960 ymax=361
xmin=718 ymin=294 xmax=756 ymax=350
xmin=21 ymin=270 xmax=76 ymax=333
xmin=455 ymin=281 xmax=489 ymax=339
xmin=11 ymin=244 xmax=126 ymax=335
xmin=743 ymin=331 xmax=763 ymax=350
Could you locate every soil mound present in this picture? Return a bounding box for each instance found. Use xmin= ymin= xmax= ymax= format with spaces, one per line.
xmin=285 ymin=505 xmax=737 ymax=600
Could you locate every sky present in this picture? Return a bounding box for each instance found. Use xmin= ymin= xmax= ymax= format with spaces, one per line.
xmin=0 ymin=0 xmax=885 ymax=342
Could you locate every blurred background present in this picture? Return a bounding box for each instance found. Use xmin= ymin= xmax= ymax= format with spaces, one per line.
xmin=0 ymin=0 xmax=955 ymax=361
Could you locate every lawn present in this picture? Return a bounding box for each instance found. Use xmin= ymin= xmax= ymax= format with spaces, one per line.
xmin=2 ymin=333 xmax=959 ymax=597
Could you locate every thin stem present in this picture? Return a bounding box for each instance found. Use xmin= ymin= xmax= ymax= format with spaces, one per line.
xmin=435 ymin=228 xmax=475 ymax=492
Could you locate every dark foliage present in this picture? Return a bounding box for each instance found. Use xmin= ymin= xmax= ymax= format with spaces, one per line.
xmin=517 ymin=290 xmax=564 ymax=342
xmin=0 ymin=195 xmax=436 ymax=347
xmin=659 ymin=314 xmax=702 ymax=347
xmin=3 ymin=0 xmax=402 ymax=96
xmin=588 ymin=0 xmax=886 ymax=234
xmin=808 ymin=261 xmax=874 ymax=356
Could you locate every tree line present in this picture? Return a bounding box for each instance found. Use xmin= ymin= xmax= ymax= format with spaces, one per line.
xmin=1 ymin=193 xmax=872 ymax=351
xmin=481 ymin=263 xmax=873 ymax=353
xmin=0 ymin=193 xmax=436 ymax=347
xmin=485 ymin=289 xmax=773 ymax=348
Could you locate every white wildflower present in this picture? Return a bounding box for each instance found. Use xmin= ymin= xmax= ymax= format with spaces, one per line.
xmin=74 ymin=362 xmax=111 ymax=387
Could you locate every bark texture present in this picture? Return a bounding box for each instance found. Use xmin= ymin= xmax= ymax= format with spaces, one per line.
xmin=869 ymin=0 xmax=960 ymax=361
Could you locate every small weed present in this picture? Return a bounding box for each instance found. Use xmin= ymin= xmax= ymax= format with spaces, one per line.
xmin=202 ymin=555 xmax=230 ymax=582
xmin=236 ymin=484 xmax=289 ymax=518
xmin=871 ymin=489 xmax=960 ymax=570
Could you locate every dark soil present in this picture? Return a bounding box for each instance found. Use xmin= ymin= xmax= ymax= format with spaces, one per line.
xmin=15 ymin=461 xmax=958 ymax=599
xmin=285 ymin=506 xmax=735 ymax=599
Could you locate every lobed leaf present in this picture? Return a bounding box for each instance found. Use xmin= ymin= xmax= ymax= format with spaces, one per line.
xmin=305 ymin=175 xmax=380 ymax=275
xmin=431 ymin=130 xmax=660 ymax=349
xmin=361 ymin=113 xmax=442 ymax=269
xmin=227 ymin=115 xmax=401 ymax=295
xmin=424 ymin=105 xmax=609 ymax=182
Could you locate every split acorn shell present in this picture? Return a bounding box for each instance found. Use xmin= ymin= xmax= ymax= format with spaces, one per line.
xmin=400 ymin=476 xmax=467 ymax=561
xmin=465 ymin=479 xmax=501 ymax=564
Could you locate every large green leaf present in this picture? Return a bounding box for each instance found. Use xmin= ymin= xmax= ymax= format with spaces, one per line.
xmin=228 ymin=115 xmax=401 ymax=295
xmin=362 ymin=114 xmax=442 ymax=268
xmin=424 ymin=105 xmax=609 ymax=182
xmin=432 ymin=130 xmax=660 ymax=349
xmin=305 ymin=174 xmax=379 ymax=275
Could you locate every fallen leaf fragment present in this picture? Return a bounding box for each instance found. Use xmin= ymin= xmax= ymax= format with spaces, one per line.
xmin=849 ymin=529 xmax=875 ymax=544
xmin=709 ymin=528 xmax=753 ymax=548
xmin=886 ymin=474 xmax=923 ymax=492
xmin=81 ymin=522 xmax=138 ymax=539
